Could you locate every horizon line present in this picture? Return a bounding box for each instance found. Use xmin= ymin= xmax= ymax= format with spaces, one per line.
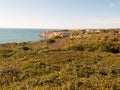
xmin=0 ymin=27 xmax=120 ymax=30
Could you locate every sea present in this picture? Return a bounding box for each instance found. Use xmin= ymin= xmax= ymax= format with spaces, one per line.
xmin=0 ymin=28 xmax=47 ymax=44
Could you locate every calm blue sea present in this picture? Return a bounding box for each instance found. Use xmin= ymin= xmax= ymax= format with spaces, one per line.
xmin=0 ymin=28 xmax=46 ymax=44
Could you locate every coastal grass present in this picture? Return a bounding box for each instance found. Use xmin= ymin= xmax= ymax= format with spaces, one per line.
xmin=0 ymin=33 xmax=120 ymax=90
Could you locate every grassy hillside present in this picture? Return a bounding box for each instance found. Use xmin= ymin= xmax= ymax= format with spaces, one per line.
xmin=0 ymin=32 xmax=120 ymax=90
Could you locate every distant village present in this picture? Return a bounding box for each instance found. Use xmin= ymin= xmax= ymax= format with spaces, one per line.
xmin=83 ymin=29 xmax=120 ymax=34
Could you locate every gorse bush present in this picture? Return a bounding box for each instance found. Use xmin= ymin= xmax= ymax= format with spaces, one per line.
xmin=67 ymin=45 xmax=84 ymax=51
xmin=0 ymin=67 xmax=20 ymax=86
xmin=46 ymin=39 xmax=56 ymax=44
xmin=67 ymin=41 xmax=120 ymax=53
xmin=0 ymin=50 xmax=13 ymax=58
xmin=22 ymin=46 xmax=30 ymax=51
xmin=78 ymin=67 xmax=95 ymax=77
xmin=99 ymin=42 xmax=120 ymax=53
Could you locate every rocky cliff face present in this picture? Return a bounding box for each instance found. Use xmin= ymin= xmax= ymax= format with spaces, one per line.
xmin=39 ymin=30 xmax=70 ymax=39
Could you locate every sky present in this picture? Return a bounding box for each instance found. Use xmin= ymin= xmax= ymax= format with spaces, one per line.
xmin=0 ymin=0 xmax=120 ymax=29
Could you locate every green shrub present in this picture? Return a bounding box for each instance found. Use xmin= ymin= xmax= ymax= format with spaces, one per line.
xmin=68 ymin=45 xmax=84 ymax=51
xmin=78 ymin=67 xmax=95 ymax=77
xmin=0 ymin=50 xmax=13 ymax=58
xmin=46 ymin=39 xmax=56 ymax=44
xmin=111 ymin=68 xmax=120 ymax=75
xmin=99 ymin=42 xmax=120 ymax=53
xmin=109 ymin=43 xmax=120 ymax=53
xmin=22 ymin=46 xmax=30 ymax=51
xmin=84 ymin=43 xmax=99 ymax=51
xmin=0 ymin=50 xmax=13 ymax=53
xmin=99 ymin=70 xmax=108 ymax=76
xmin=113 ymin=84 xmax=120 ymax=90
xmin=0 ymin=67 xmax=20 ymax=85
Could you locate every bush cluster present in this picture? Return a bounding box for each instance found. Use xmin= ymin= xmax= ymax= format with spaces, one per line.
xmin=67 ymin=42 xmax=120 ymax=53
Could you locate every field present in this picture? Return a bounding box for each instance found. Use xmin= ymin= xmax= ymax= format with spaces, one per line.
xmin=0 ymin=31 xmax=120 ymax=90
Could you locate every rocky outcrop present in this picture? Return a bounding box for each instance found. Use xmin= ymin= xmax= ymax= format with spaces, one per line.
xmin=39 ymin=29 xmax=120 ymax=39
xmin=39 ymin=30 xmax=70 ymax=39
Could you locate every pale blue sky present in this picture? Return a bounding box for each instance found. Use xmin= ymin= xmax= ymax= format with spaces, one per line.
xmin=0 ymin=0 xmax=120 ymax=29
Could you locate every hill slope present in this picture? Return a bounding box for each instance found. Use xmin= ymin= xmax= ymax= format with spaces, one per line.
xmin=0 ymin=31 xmax=120 ymax=90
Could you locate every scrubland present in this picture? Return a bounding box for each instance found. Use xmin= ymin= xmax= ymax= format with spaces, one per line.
xmin=0 ymin=31 xmax=120 ymax=90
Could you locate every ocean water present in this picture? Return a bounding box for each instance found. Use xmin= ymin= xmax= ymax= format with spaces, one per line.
xmin=0 ymin=28 xmax=46 ymax=44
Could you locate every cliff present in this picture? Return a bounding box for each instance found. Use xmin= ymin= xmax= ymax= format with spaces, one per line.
xmin=39 ymin=29 xmax=120 ymax=39
xmin=39 ymin=30 xmax=70 ymax=39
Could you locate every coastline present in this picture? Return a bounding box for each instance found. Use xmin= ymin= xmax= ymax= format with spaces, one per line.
xmin=0 ymin=28 xmax=120 ymax=45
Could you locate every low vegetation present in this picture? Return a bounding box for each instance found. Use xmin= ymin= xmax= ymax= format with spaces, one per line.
xmin=0 ymin=30 xmax=120 ymax=90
